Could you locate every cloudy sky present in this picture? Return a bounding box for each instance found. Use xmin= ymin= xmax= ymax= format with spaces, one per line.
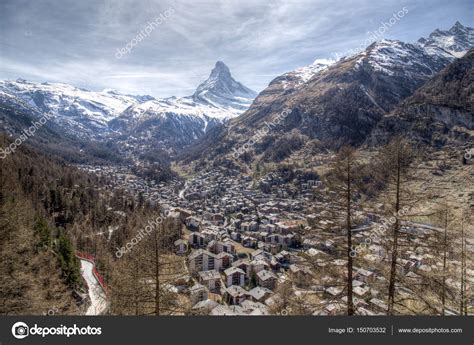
xmin=0 ymin=0 xmax=472 ymax=97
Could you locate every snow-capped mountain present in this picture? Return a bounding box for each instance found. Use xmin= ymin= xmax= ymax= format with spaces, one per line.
xmin=185 ymin=22 xmax=474 ymax=165
xmin=108 ymin=62 xmax=256 ymax=141
xmin=267 ymin=59 xmax=335 ymax=93
xmin=234 ymin=36 xmax=453 ymax=146
xmin=119 ymin=61 xmax=257 ymax=124
xmin=290 ymin=59 xmax=336 ymax=84
xmin=0 ymin=87 xmax=45 ymax=137
xmin=370 ymin=48 xmax=474 ymax=147
xmin=418 ymin=21 xmax=474 ymax=59
xmin=246 ymin=21 xmax=472 ymax=99
xmin=0 ymin=79 xmax=153 ymax=137
xmin=2 ymin=21 xmax=471 ymax=165
xmin=192 ymin=61 xmax=257 ymax=110
xmin=104 ymin=61 xmax=257 ymax=159
xmin=355 ymin=39 xmax=451 ymax=79
xmin=0 ymin=61 xmax=256 ymax=143
xmin=0 ymin=86 xmax=128 ymax=163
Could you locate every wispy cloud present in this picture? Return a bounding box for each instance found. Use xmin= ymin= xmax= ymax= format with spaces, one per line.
xmin=0 ymin=0 xmax=472 ymax=97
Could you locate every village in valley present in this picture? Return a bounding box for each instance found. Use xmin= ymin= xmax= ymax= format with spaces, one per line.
xmin=76 ymin=159 xmax=473 ymax=316
xmin=2 ymin=0 xmax=474 ymax=333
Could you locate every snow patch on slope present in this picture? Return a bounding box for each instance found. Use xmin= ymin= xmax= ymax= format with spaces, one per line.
xmin=293 ymin=59 xmax=336 ymax=83
xmin=418 ymin=21 xmax=474 ymax=59
xmin=0 ymin=79 xmax=150 ymax=125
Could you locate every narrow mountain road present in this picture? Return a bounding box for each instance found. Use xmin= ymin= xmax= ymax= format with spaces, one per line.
xmin=80 ymin=259 xmax=108 ymax=315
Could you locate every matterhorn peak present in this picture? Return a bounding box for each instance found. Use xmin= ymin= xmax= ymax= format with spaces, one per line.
xmin=212 ymin=61 xmax=231 ymax=73
xmin=205 ymin=61 xmax=233 ymax=86
xmin=191 ymin=61 xmax=256 ymax=109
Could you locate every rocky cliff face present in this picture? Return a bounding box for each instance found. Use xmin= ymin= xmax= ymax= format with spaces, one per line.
xmin=192 ymin=61 xmax=257 ymax=110
xmin=418 ymin=21 xmax=474 ymax=59
xmin=183 ymin=22 xmax=473 ymax=166
xmin=0 ymin=61 xmax=257 ymax=162
xmin=108 ymin=61 xmax=256 ymax=159
xmin=370 ymin=49 xmax=474 ymax=148
xmin=237 ymin=38 xmax=452 ymax=146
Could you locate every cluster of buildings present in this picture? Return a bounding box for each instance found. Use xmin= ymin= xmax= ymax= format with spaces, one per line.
xmin=162 ymin=168 xmax=323 ymax=315
xmin=78 ymin=164 xmax=473 ymax=315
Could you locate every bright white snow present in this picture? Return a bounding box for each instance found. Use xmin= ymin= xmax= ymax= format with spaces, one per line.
xmin=292 ymin=59 xmax=335 ymax=83
xmin=0 ymin=80 xmax=146 ymax=125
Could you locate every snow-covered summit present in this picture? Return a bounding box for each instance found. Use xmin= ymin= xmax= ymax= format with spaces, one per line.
xmin=120 ymin=95 xmax=243 ymax=123
xmin=358 ymin=39 xmax=450 ymax=78
xmin=269 ymin=58 xmax=335 ymax=91
xmin=0 ymin=62 xmax=257 ymax=139
xmin=117 ymin=61 xmax=257 ymax=127
xmin=0 ymin=79 xmax=148 ymax=127
xmin=352 ymin=22 xmax=473 ymax=78
xmin=192 ymin=61 xmax=257 ymax=110
xmin=292 ymin=59 xmax=336 ymax=83
xmin=418 ymin=21 xmax=474 ymax=59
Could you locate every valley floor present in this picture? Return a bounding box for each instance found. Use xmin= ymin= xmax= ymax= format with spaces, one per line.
xmin=74 ymin=144 xmax=473 ymax=316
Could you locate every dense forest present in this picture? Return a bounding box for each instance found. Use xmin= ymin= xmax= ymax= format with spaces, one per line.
xmin=0 ymin=134 xmax=165 ymax=314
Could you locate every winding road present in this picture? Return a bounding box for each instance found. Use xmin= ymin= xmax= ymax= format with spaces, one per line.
xmin=80 ymin=259 xmax=108 ymax=315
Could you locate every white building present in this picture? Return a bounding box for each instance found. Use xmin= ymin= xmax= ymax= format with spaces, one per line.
xmin=224 ymin=267 xmax=245 ymax=287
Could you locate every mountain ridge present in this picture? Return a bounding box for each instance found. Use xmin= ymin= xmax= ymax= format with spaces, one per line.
xmin=180 ymin=21 xmax=474 ymax=166
xmin=0 ymin=61 xmax=257 ymax=162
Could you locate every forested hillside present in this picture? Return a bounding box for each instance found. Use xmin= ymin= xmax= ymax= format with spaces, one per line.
xmin=0 ymin=134 xmax=159 ymax=314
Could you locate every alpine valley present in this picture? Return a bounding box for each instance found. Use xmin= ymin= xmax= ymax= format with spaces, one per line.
xmin=0 ymin=60 xmax=256 ymax=162
xmin=0 ymin=20 xmax=473 ymax=318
